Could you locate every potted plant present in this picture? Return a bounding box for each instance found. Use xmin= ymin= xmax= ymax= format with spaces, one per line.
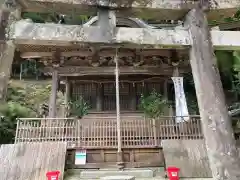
xmin=139 ymin=90 xmax=167 ymax=119
xmin=139 ymin=90 xmax=167 ymax=146
xmin=68 ymin=97 xmax=90 ymax=119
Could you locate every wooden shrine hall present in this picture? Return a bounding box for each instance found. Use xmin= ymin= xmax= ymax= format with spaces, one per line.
xmin=42 ymin=49 xmax=189 ymax=113
xmin=12 ymin=17 xmax=201 ymax=168
xmin=8 ymin=0 xmax=240 ymax=169
xmin=16 ymin=16 xmax=191 ymax=113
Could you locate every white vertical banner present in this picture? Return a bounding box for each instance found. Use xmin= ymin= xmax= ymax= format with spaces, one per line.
xmin=171 ymin=77 xmax=190 ymax=123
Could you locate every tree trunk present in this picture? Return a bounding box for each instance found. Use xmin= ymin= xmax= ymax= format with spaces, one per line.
xmin=0 ymin=8 xmax=13 ymax=101
xmin=0 ymin=5 xmax=21 ymax=101
xmin=0 ymin=41 xmax=15 ymax=101
xmin=185 ymin=7 xmax=240 ymax=179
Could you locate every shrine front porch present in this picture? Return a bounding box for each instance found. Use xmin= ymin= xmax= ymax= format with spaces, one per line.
xmin=15 ymin=114 xmax=203 ymax=169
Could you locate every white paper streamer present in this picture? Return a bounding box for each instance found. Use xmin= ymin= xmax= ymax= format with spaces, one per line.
xmin=172 ymin=77 xmax=190 ymax=123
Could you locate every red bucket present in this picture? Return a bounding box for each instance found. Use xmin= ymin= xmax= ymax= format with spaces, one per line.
xmin=46 ymin=171 xmax=60 ymax=180
xmin=166 ymin=167 xmax=180 ymax=180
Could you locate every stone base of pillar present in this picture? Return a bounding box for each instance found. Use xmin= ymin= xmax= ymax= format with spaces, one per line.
xmin=116 ymin=151 xmax=124 ymax=169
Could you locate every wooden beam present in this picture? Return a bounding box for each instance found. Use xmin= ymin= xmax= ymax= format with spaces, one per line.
xmin=12 ymin=20 xmax=240 ymax=50
xmin=20 ymin=49 xmax=174 ymax=59
xmin=18 ymin=0 xmax=240 ymax=21
xmin=20 ymin=51 xmax=92 ymax=58
xmin=20 ymin=50 xmax=134 ymax=58
xmin=67 ymin=76 xmax=166 ymax=82
xmin=43 ymin=66 xmax=187 ymax=76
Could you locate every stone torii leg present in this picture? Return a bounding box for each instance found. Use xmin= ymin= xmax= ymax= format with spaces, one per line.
xmin=185 ymin=6 xmax=240 ymax=179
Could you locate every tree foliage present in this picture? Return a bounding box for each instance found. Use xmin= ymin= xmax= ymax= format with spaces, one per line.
xmin=0 ymin=81 xmax=65 ymax=144
xmin=0 ymin=102 xmax=34 ymax=144
xmin=68 ymin=97 xmax=91 ymax=118
xmin=22 ymin=12 xmax=91 ymax=25
xmin=139 ymin=90 xmax=167 ymax=119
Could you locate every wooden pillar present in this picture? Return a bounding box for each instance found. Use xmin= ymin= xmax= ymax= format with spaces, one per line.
xmin=48 ymin=69 xmax=58 ymax=118
xmin=115 ymin=52 xmax=123 ymax=165
xmin=130 ymin=84 xmax=137 ymax=111
xmin=98 ymin=6 xmax=123 ymax=166
xmin=185 ymin=6 xmax=240 ymax=179
xmin=163 ymin=79 xmax=169 ymax=115
xmin=64 ymin=79 xmax=70 ymax=117
xmin=163 ymin=79 xmax=168 ymax=100
xmin=0 ymin=4 xmax=21 ymax=101
xmin=96 ymin=84 xmax=103 ymax=111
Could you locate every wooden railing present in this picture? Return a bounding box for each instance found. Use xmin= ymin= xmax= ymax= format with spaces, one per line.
xmin=15 ymin=115 xmax=203 ymax=149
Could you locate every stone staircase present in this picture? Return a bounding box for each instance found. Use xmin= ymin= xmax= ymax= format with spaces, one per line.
xmin=64 ymin=168 xmax=213 ymax=180
xmin=64 ymin=168 xmax=164 ymax=180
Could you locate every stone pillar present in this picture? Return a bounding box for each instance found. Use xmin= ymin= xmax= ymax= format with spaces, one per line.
xmin=96 ymin=84 xmax=103 ymax=111
xmin=48 ymin=69 xmax=58 ymax=118
xmin=98 ymin=8 xmax=116 ymax=37
xmin=185 ymin=6 xmax=240 ymax=179
xmin=0 ymin=4 xmax=21 ymax=101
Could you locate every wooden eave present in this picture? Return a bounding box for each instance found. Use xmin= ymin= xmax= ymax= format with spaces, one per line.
xmin=16 ymin=44 xmax=188 ymax=59
xmin=18 ymin=0 xmax=240 ymax=21
xmin=43 ymin=66 xmax=189 ymax=76
xmin=11 ymin=20 xmax=240 ymax=50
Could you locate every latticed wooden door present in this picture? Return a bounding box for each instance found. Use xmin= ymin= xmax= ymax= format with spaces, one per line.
xmin=103 ymin=82 xmax=131 ymax=111
xmin=72 ymin=83 xmax=97 ymax=111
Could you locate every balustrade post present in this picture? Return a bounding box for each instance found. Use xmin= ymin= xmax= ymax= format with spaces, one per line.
xmin=153 ymin=119 xmax=157 ymax=146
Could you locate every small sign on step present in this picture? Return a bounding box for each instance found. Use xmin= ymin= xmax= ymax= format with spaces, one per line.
xmin=75 ymin=149 xmax=86 ymax=165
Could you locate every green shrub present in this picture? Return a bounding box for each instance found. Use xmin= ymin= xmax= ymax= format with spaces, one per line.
xmin=139 ymin=90 xmax=167 ymax=119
